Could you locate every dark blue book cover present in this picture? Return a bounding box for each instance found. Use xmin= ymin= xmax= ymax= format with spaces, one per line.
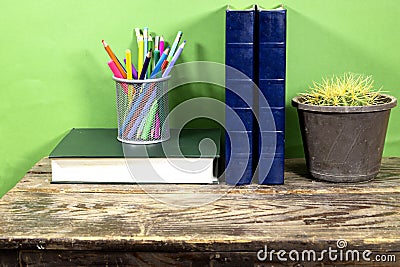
xmin=256 ymin=7 xmax=287 ymax=185
xmin=225 ymin=6 xmax=256 ymax=185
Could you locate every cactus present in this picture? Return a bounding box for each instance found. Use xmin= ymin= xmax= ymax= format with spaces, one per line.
xmin=300 ymin=73 xmax=387 ymax=106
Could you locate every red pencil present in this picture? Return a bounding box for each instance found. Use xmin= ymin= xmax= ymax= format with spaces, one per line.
xmin=161 ymin=60 xmax=169 ymax=73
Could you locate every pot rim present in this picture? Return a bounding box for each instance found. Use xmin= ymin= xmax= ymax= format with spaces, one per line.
xmin=291 ymin=94 xmax=397 ymax=113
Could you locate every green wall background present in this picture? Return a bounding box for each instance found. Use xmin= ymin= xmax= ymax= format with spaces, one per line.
xmin=1 ymin=0 xmax=399 ymax=197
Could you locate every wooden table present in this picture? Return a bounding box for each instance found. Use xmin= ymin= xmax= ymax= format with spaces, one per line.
xmin=0 ymin=158 xmax=399 ymax=266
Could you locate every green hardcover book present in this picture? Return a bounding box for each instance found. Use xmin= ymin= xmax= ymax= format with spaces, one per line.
xmin=49 ymin=128 xmax=220 ymax=184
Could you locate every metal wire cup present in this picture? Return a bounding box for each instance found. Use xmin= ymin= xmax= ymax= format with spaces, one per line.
xmin=113 ymin=76 xmax=170 ymax=144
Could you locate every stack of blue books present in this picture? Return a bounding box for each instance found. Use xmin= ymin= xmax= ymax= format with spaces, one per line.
xmin=225 ymin=5 xmax=286 ymax=185
xmin=225 ymin=6 xmax=256 ymax=185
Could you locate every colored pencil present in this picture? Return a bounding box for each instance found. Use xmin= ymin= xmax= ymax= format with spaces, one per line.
xmin=121 ymin=82 xmax=153 ymax=136
xmin=108 ymin=60 xmax=129 ymax=96
xmin=134 ymin=28 xmax=142 ymax=43
xmin=155 ymin=112 xmax=161 ymax=139
xmin=123 ymin=58 xmax=138 ymax=80
xmin=126 ymin=88 xmax=157 ymax=139
xmin=167 ymin=31 xmax=182 ymax=62
xmin=143 ymin=27 xmax=148 ymax=62
xmin=139 ymin=50 xmax=152 ymax=80
xmin=155 ymin=36 xmax=159 ymax=50
xmin=125 ymin=49 xmax=134 ymax=102
xmin=159 ymin=36 xmax=164 ymax=55
xmin=161 ymin=60 xmax=169 ymax=73
xmin=153 ymin=36 xmax=160 ymax=69
xmin=150 ymin=47 xmax=169 ymax=78
xmin=125 ymin=49 xmax=133 ymax=80
xmin=147 ymin=35 xmax=153 ymax=78
xmin=137 ymin=36 xmax=144 ymax=77
xmin=107 ymin=60 xmax=123 ymax=79
xmin=136 ymin=117 xmax=147 ymax=139
xmin=163 ymin=41 xmax=186 ymax=77
xmin=102 ymin=40 xmax=127 ymax=79
xmin=141 ymin=101 xmax=158 ymax=140
xmin=153 ymin=50 xmax=160 ymax=71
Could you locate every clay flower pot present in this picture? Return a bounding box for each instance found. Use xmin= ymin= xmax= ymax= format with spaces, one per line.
xmin=292 ymin=94 xmax=397 ymax=182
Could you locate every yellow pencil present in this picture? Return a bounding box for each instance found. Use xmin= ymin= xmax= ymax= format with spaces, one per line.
xmin=125 ymin=49 xmax=134 ymax=102
xmin=125 ymin=49 xmax=132 ymax=80
xmin=138 ymin=36 xmax=144 ymax=77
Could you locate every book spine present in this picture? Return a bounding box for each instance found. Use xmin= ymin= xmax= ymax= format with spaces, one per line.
xmin=257 ymin=9 xmax=287 ymax=184
xmin=225 ymin=9 xmax=256 ymax=185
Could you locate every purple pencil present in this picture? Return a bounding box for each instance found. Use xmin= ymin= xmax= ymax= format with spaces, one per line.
xmin=123 ymin=58 xmax=138 ymax=79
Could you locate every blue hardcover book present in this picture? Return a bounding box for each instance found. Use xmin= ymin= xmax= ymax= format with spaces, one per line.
xmin=256 ymin=6 xmax=287 ymax=184
xmin=225 ymin=6 xmax=256 ymax=185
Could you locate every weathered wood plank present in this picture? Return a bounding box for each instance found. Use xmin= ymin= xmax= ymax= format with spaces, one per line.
xmin=8 ymin=157 xmax=400 ymax=195
xmin=1 ymin=157 xmax=400 ymax=266
xmin=0 ymin=190 xmax=399 ymax=251
xmin=0 ymin=250 xmax=18 ymax=267
xmin=18 ymin=250 xmax=399 ymax=267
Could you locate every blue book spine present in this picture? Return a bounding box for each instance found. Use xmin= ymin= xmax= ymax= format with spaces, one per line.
xmin=225 ymin=8 xmax=256 ymax=185
xmin=257 ymin=8 xmax=287 ymax=185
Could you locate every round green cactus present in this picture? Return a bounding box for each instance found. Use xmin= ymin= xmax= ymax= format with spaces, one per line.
xmin=300 ymin=73 xmax=387 ymax=106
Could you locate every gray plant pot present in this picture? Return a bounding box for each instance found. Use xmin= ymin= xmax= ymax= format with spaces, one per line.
xmin=292 ymin=94 xmax=397 ymax=182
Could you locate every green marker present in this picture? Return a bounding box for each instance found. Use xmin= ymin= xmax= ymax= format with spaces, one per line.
xmin=153 ymin=36 xmax=160 ymax=70
xmin=153 ymin=50 xmax=160 ymax=72
xmin=147 ymin=34 xmax=153 ymax=78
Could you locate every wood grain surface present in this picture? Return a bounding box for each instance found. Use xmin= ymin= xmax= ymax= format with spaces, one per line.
xmin=0 ymin=157 xmax=399 ymax=266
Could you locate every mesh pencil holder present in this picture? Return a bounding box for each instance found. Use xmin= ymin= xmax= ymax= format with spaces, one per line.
xmin=113 ymin=76 xmax=170 ymax=144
